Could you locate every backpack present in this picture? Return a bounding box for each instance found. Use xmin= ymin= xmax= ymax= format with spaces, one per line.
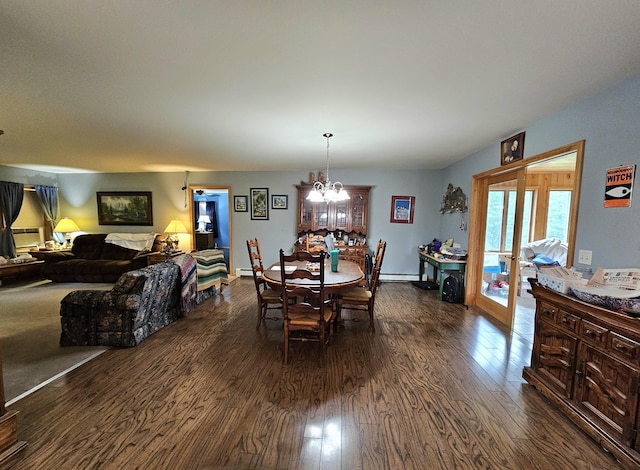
xmin=441 ymin=275 xmax=462 ymax=303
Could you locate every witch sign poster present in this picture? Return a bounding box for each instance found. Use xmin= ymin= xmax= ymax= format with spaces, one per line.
xmin=604 ymin=165 xmax=635 ymax=208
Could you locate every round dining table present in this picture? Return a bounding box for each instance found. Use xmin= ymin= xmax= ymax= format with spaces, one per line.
xmin=261 ymin=259 xmax=364 ymax=294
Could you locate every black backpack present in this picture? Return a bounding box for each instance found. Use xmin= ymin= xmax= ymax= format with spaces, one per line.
xmin=441 ymin=275 xmax=462 ymax=303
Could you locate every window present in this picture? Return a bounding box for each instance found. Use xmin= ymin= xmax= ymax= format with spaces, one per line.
xmin=546 ymin=190 xmax=572 ymax=242
xmin=485 ymin=189 xmax=534 ymax=252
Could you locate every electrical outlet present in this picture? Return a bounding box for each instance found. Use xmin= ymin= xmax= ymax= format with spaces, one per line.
xmin=578 ymin=249 xmax=592 ymax=265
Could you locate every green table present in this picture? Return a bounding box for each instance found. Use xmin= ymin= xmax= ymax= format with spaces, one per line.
xmin=418 ymin=250 xmax=467 ymax=302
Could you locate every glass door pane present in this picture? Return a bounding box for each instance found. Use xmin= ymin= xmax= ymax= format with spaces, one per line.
xmin=477 ymin=169 xmax=525 ymax=325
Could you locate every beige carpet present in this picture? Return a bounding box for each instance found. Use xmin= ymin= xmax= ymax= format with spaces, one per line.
xmin=1 ymin=279 xmax=112 ymax=404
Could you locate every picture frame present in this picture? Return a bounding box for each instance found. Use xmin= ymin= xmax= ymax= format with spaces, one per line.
xmin=97 ymin=191 xmax=153 ymax=226
xmin=501 ymin=132 xmax=525 ymax=165
xmin=250 ymin=188 xmax=269 ymax=220
xmin=390 ymin=195 xmax=415 ymax=224
xmin=234 ymin=195 xmax=248 ymax=212
xmin=271 ymin=194 xmax=288 ymax=210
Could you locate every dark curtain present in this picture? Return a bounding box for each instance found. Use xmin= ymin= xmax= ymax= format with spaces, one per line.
xmin=35 ymin=184 xmax=64 ymax=243
xmin=206 ymin=201 xmax=218 ymax=237
xmin=0 ymin=181 xmax=25 ymax=258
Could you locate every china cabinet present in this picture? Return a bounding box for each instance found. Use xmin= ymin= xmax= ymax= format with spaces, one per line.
xmin=296 ymin=185 xmax=371 ymax=272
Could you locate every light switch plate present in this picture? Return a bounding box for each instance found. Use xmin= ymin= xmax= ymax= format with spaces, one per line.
xmin=578 ymin=249 xmax=592 ymax=265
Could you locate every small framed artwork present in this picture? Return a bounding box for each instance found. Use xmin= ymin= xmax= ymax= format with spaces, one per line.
xmin=271 ymin=194 xmax=288 ymax=210
xmin=234 ymin=195 xmax=248 ymax=212
xmin=250 ymin=188 xmax=269 ymax=220
xmin=501 ymin=132 xmax=525 ymax=165
xmin=97 ymin=191 xmax=153 ymax=225
xmin=390 ymin=195 xmax=415 ymax=224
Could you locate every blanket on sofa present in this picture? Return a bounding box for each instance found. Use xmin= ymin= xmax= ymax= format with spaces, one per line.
xmin=190 ymin=249 xmax=229 ymax=291
xmin=170 ymin=254 xmax=198 ymax=314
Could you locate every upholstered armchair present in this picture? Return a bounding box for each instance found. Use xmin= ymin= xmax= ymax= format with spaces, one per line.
xmin=60 ymin=260 xmax=183 ymax=347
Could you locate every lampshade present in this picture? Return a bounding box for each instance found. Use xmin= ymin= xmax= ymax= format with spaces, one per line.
xmin=164 ymin=219 xmax=188 ymax=234
xmin=53 ymin=217 xmax=80 ymax=233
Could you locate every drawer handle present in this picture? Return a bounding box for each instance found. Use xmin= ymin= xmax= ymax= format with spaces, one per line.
xmin=560 ymin=316 xmax=570 ymax=324
xmin=584 ymin=329 xmax=600 ymax=338
xmin=614 ymin=343 xmax=632 ymax=353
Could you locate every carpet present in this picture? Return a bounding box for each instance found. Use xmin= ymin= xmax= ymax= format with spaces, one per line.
xmin=1 ymin=279 xmax=112 ymax=404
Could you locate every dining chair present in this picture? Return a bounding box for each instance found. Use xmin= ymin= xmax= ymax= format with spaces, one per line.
xmin=279 ymin=248 xmax=334 ymax=364
xmin=247 ymin=238 xmax=282 ymax=329
xmin=336 ymin=240 xmax=386 ymax=331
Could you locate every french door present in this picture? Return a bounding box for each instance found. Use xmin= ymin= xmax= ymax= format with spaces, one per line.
xmin=474 ymin=169 xmax=526 ymax=327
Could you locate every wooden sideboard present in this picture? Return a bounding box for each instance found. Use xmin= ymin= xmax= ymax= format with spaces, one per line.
xmin=523 ymin=279 xmax=640 ymax=468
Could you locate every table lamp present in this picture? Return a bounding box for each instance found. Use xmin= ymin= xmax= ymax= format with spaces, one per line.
xmin=197 ymin=214 xmax=211 ymax=232
xmin=53 ymin=217 xmax=80 ymax=248
xmin=163 ymin=219 xmax=188 ymax=253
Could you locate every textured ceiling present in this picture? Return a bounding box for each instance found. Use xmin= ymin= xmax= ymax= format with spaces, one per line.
xmin=1 ymin=1 xmax=640 ymax=174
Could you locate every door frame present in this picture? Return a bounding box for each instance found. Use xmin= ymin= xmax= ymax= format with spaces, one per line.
xmin=187 ymin=185 xmax=233 ymax=273
xmin=466 ymin=140 xmax=585 ymax=326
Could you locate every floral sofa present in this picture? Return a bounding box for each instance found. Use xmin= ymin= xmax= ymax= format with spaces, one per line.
xmin=42 ymin=233 xmax=163 ymax=283
xmin=59 ymin=256 xmax=193 ymax=347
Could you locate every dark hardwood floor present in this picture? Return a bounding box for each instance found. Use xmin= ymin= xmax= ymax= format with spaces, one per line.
xmin=3 ymin=279 xmax=622 ymax=469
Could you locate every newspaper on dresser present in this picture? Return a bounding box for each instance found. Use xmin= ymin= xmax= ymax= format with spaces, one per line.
xmin=587 ymin=268 xmax=640 ymax=291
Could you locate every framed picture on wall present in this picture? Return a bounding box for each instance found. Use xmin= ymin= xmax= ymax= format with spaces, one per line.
xmin=250 ymin=188 xmax=269 ymax=220
xmin=390 ymin=195 xmax=415 ymax=224
xmin=271 ymin=194 xmax=288 ymax=209
xmin=501 ymin=132 xmax=525 ymax=165
xmin=234 ymin=195 xmax=248 ymax=212
xmin=97 ymin=191 xmax=153 ymax=225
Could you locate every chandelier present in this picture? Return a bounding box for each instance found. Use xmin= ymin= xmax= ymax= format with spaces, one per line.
xmin=307 ymin=133 xmax=350 ymax=203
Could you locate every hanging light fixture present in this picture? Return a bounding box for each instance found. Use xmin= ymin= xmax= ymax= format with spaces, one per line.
xmin=307 ymin=133 xmax=349 ymax=203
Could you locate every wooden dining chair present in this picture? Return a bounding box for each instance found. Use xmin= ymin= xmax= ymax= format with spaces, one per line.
xmin=247 ymin=238 xmax=282 ymax=329
xmin=336 ymin=240 xmax=386 ymax=331
xmin=279 ymin=248 xmax=334 ymax=364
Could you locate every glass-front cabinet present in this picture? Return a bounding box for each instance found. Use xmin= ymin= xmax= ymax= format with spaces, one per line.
xmin=296 ymin=185 xmax=370 ymax=235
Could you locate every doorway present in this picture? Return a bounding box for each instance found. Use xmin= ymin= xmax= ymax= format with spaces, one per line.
xmin=467 ymin=140 xmax=584 ymax=328
xmin=188 ymin=186 xmax=232 ymax=273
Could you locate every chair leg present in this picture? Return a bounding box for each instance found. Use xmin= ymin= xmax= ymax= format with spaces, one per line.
xmin=256 ymin=300 xmax=264 ymax=329
xmin=284 ymin=323 xmax=290 ymax=364
xmin=369 ymin=301 xmax=375 ymax=332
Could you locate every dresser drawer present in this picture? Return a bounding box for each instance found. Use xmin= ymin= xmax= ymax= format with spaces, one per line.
xmin=538 ymin=302 xmax=558 ymax=322
xmin=556 ymin=310 xmax=580 ymax=333
xmin=580 ymin=320 xmax=607 ymax=345
xmin=608 ymin=332 xmax=640 ymax=365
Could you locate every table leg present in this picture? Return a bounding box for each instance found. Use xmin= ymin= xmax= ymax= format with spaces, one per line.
xmin=419 ymin=257 xmax=424 ymax=281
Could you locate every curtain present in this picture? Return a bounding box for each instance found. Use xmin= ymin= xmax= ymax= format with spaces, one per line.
xmin=0 ymin=181 xmax=25 ymax=258
xmin=206 ymin=201 xmax=218 ymax=237
xmin=35 ymin=184 xmax=64 ymax=243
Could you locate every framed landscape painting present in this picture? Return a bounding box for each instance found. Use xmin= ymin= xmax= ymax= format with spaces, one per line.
xmin=250 ymin=188 xmax=269 ymax=220
xmin=234 ymin=195 xmax=248 ymax=212
xmin=271 ymin=194 xmax=288 ymax=210
xmin=97 ymin=191 xmax=153 ymax=225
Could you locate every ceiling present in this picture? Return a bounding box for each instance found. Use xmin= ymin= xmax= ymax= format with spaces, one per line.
xmin=2 ymin=1 xmax=640 ymax=174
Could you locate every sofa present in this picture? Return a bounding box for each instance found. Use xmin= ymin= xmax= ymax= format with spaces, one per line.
xmin=60 ymin=257 xmax=190 ymax=347
xmin=42 ymin=233 xmax=163 ymax=283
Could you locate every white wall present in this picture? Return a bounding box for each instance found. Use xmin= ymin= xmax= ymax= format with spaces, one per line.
xmin=441 ymin=73 xmax=640 ymax=269
xmin=50 ymin=168 xmax=443 ymax=275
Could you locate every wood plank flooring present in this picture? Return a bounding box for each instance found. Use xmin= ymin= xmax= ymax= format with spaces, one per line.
xmin=3 ymin=279 xmax=623 ymax=469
